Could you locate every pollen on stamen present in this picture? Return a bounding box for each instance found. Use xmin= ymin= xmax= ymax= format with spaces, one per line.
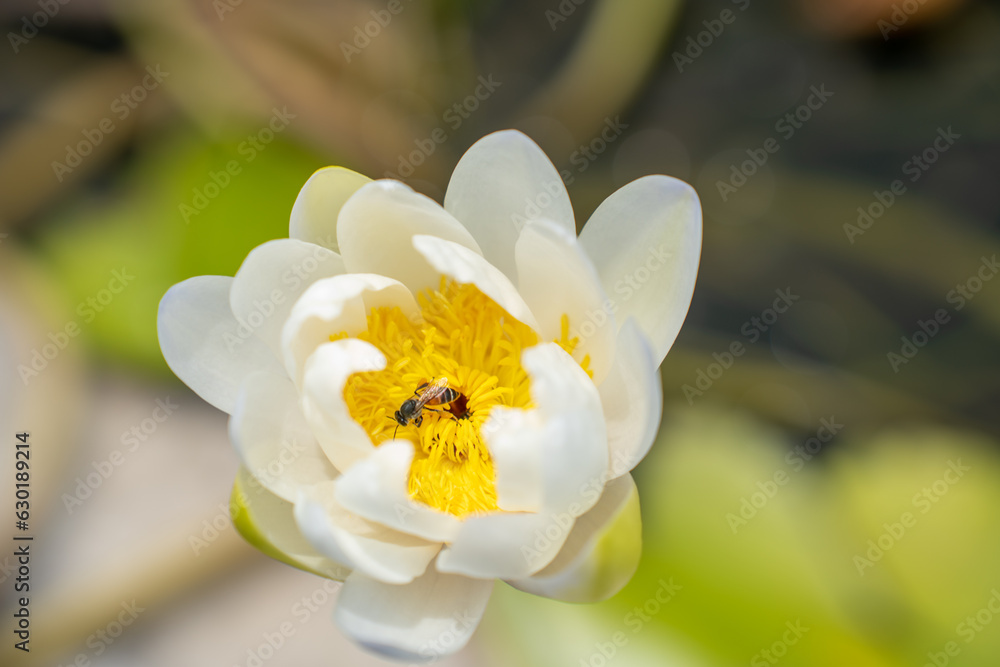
xmin=335 ymin=278 xmax=589 ymax=517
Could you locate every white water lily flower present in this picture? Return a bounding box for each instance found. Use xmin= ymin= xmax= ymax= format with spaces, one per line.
xmin=158 ymin=130 xmax=701 ymax=661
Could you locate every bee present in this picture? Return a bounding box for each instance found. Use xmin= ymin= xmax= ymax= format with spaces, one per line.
xmin=392 ymin=378 xmax=463 ymax=439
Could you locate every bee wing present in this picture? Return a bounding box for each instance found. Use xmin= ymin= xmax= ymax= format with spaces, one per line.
xmin=427 ymin=377 xmax=450 ymax=391
xmin=414 ymin=377 xmax=449 ymax=408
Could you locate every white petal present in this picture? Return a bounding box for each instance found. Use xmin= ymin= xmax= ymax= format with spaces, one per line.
xmin=411 ymin=234 xmax=539 ymax=331
xmin=435 ymin=511 xmax=572 ymax=579
xmin=440 ymin=343 xmax=609 ymax=579
xmin=232 ymin=468 xmax=350 ymax=581
xmin=334 ymin=440 xmax=462 ymax=544
xmin=480 ymin=408 xmax=542 ymax=513
xmin=228 ymin=371 xmax=338 ymax=502
xmin=514 ymin=218 xmax=616 ymax=384
xmin=157 ymin=275 xmax=284 ymax=414
xmin=506 ymin=473 xmax=641 ymax=603
xmin=281 ymin=273 xmax=419 ymax=386
xmin=230 ymin=239 xmax=345 ymax=357
xmin=444 ymin=130 xmax=575 ymax=282
xmin=337 ymin=180 xmax=481 ymax=295
xmin=486 ymin=343 xmax=608 ymax=515
xmin=335 ymin=569 xmax=493 ymax=662
xmin=578 ymin=175 xmax=702 ymax=364
xmin=600 ymin=319 xmax=663 ymax=477
xmin=295 ymin=482 xmax=440 ymax=585
xmin=289 ymin=166 xmax=372 ymax=252
xmin=300 ymin=339 xmax=385 ymax=473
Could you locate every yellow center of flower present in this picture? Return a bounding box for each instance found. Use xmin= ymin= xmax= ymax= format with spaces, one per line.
xmin=335 ymin=278 xmax=589 ymax=517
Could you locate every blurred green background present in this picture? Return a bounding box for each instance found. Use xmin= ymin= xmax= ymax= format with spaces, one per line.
xmin=2 ymin=0 xmax=999 ymax=665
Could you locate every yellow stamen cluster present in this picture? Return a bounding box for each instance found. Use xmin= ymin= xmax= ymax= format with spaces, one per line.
xmin=337 ymin=278 xmax=590 ymax=517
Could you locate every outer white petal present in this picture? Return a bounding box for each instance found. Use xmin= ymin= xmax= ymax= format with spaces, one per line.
xmin=600 ymin=319 xmax=663 ymax=477
xmin=438 ymin=343 xmax=608 ymax=580
xmin=479 ymin=408 xmax=541 ymax=513
xmin=295 ymin=482 xmax=440 ymax=585
xmin=281 ymin=273 xmax=419 ymax=386
xmin=334 ymin=440 xmax=462 ymax=544
xmin=289 ymin=166 xmax=372 ymax=251
xmin=506 ymin=473 xmax=642 ymax=603
xmin=487 ymin=342 xmax=608 ymax=515
xmin=228 ymin=371 xmax=338 ymax=502
xmin=157 ymin=275 xmax=284 ymax=414
xmin=514 ymin=218 xmax=616 ymax=384
xmin=444 ymin=130 xmax=575 ymax=283
xmin=230 ymin=239 xmax=344 ymax=357
xmin=435 ymin=511 xmax=572 ymax=580
xmin=335 ymin=569 xmax=493 ymax=662
xmin=300 ymin=339 xmax=384 ymax=473
xmin=231 ymin=468 xmax=350 ymax=581
xmin=578 ymin=175 xmax=702 ymax=364
xmin=411 ymin=234 xmax=539 ymax=331
xmin=337 ymin=180 xmax=481 ymax=295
